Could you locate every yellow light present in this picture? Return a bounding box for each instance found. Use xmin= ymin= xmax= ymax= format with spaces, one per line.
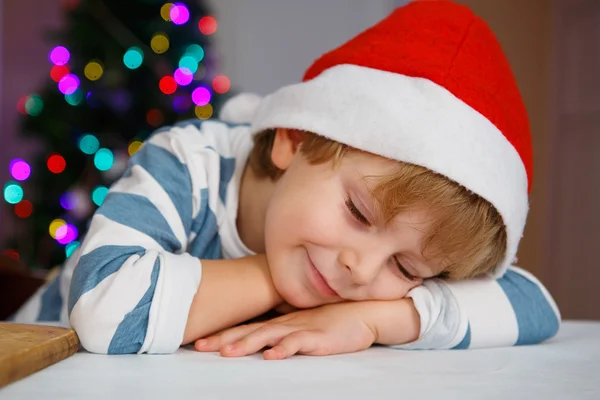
xmin=151 ymin=33 xmax=170 ymax=54
xmin=128 ymin=141 xmax=143 ymax=156
xmin=195 ymin=104 xmax=213 ymax=120
xmin=160 ymin=3 xmax=174 ymax=21
xmin=49 ymin=218 xmax=66 ymax=239
xmin=84 ymin=61 xmax=104 ymax=81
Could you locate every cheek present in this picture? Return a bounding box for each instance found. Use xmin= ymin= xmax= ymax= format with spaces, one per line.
xmin=368 ymin=271 xmax=419 ymax=300
xmin=265 ymin=187 xmax=344 ymax=247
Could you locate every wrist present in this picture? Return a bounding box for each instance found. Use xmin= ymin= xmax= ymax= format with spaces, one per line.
xmin=361 ymin=299 xmax=421 ymax=346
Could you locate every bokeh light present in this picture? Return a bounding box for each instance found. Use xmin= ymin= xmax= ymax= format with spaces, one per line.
xmin=174 ymin=68 xmax=193 ymax=86
xmin=146 ymin=109 xmax=164 ymax=127
xmin=65 ymin=88 xmax=84 ymax=106
xmin=79 ymin=134 xmax=100 ymax=154
xmin=170 ymin=3 xmax=190 ymax=25
xmin=159 ymin=76 xmax=178 ymax=95
xmin=123 ymin=47 xmax=144 ymax=69
xmin=173 ymin=96 xmax=191 ymax=113
xmin=25 ymin=95 xmax=44 ymax=116
xmin=56 ymin=223 xmax=78 ymax=244
xmin=47 ymin=154 xmax=66 ymax=174
xmin=192 ymin=86 xmax=211 ymax=106
xmin=128 ymin=140 xmax=143 ymax=156
xmin=84 ymin=61 xmax=104 ymax=81
xmin=86 ymin=91 xmax=102 ymax=108
xmin=4 ymin=182 xmax=24 ymax=204
xmin=198 ymin=16 xmax=217 ymax=35
xmin=10 ymin=159 xmax=31 ymax=181
xmin=58 ymin=74 xmax=80 ymax=95
xmin=49 ymin=46 xmax=70 ymax=65
xmin=65 ymin=240 xmax=81 ymax=257
xmin=60 ymin=191 xmax=77 ymax=210
xmin=212 ymin=75 xmax=231 ymax=94
xmin=2 ymin=249 xmax=20 ymax=261
xmin=50 ymin=65 xmax=70 ymax=82
xmin=160 ymin=3 xmax=174 ymax=21
xmin=49 ymin=218 xmax=66 ymax=239
xmin=15 ymin=200 xmax=33 ymax=218
xmin=151 ymin=33 xmax=170 ymax=54
xmin=184 ymin=44 xmax=204 ymax=62
xmin=94 ymin=148 xmax=114 ymax=171
xmin=195 ymin=104 xmax=213 ymax=120
xmin=92 ymin=186 xmax=108 ymax=206
xmin=179 ymin=55 xmax=198 ymax=74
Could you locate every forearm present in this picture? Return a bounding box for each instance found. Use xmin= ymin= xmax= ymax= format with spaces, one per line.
xmin=182 ymin=255 xmax=283 ymax=344
xmin=362 ymin=299 xmax=421 ymax=346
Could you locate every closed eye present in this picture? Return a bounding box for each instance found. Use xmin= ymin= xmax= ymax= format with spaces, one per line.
xmin=345 ymin=197 xmax=370 ymax=226
xmin=393 ymin=256 xmax=417 ymax=281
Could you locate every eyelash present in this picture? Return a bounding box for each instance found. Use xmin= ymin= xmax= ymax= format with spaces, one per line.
xmin=345 ymin=197 xmax=416 ymax=282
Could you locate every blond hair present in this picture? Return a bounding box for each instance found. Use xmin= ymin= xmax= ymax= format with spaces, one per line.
xmin=249 ymin=129 xmax=507 ymax=279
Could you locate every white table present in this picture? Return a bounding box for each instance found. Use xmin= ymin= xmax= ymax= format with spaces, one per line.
xmin=2 ymin=321 xmax=599 ymax=399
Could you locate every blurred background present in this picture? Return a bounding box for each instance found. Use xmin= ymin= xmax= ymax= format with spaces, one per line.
xmin=0 ymin=0 xmax=597 ymax=321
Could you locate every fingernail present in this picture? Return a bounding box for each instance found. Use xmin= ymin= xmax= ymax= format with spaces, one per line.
xmin=223 ymin=344 xmax=235 ymax=352
xmin=196 ymin=339 xmax=207 ymax=347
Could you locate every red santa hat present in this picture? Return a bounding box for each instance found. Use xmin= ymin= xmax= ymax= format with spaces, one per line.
xmin=227 ymin=0 xmax=532 ymax=278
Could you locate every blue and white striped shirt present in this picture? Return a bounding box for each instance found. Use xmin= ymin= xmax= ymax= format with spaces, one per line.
xmin=11 ymin=119 xmax=560 ymax=354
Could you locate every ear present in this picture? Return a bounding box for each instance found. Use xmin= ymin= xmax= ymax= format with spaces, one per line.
xmin=271 ymin=128 xmax=305 ymax=170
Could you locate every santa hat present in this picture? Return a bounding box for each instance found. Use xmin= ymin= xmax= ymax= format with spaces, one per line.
xmin=225 ymin=0 xmax=532 ymax=278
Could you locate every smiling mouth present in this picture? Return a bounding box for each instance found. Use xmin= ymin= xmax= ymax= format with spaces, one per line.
xmin=306 ymin=252 xmax=339 ymax=298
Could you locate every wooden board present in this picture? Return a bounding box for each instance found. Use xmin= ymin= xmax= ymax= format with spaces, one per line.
xmin=0 ymin=323 xmax=80 ymax=388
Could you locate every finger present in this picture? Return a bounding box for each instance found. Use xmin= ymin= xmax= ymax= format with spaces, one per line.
xmin=195 ymin=323 xmax=264 ymax=352
xmin=220 ymin=324 xmax=291 ymax=358
xmin=263 ymin=330 xmax=321 ymax=360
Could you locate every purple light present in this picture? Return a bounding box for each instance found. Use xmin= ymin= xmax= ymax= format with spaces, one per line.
xmin=173 ymin=95 xmax=192 ymax=113
xmin=174 ymin=68 xmax=193 ymax=86
xmin=192 ymin=86 xmax=211 ymax=106
xmin=58 ymin=74 xmax=80 ymax=95
xmin=170 ymin=3 xmax=190 ymax=25
xmin=60 ymin=192 xmax=77 ymax=210
xmin=49 ymin=46 xmax=70 ymax=66
xmin=9 ymin=159 xmax=31 ymax=181
xmin=56 ymin=224 xmax=78 ymax=244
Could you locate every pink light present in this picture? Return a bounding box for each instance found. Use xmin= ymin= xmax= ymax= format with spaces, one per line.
xmin=58 ymin=74 xmax=80 ymax=95
xmin=9 ymin=159 xmax=31 ymax=181
xmin=49 ymin=46 xmax=70 ymax=66
xmin=56 ymin=224 xmax=78 ymax=244
xmin=170 ymin=3 xmax=190 ymax=25
xmin=174 ymin=68 xmax=193 ymax=86
xmin=192 ymin=86 xmax=211 ymax=106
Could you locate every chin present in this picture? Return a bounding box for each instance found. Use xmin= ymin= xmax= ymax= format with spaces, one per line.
xmin=276 ymin=280 xmax=319 ymax=309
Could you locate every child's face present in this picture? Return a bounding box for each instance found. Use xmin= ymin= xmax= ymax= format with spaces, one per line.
xmin=264 ymin=130 xmax=442 ymax=308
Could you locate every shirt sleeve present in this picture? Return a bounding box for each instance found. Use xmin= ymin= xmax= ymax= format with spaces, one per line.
xmin=392 ymin=266 xmax=561 ymax=349
xmin=68 ymin=123 xmax=219 ymax=355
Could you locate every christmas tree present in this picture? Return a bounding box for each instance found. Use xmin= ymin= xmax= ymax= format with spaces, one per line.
xmin=3 ymin=0 xmax=231 ymax=271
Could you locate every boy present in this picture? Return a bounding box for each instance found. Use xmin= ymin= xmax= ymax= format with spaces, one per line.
xmin=12 ymin=1 xmax=560 ymax=358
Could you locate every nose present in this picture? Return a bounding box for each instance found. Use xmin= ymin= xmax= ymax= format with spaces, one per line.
xmin=338 ymin=249 xmax=382 ymax=286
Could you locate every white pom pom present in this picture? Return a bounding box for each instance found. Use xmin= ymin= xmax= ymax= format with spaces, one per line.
xmin=219 ymin=92 xmax=262 ymax=124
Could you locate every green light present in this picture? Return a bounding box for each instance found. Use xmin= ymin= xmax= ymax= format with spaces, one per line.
xmin=79 ymin=134 xmax=100 ymax=154
xmin=179 ymin=55 xmax=198 ymax=74
xmin=65 ymin=240 xmax=80 ymax=257
xmin=123 ymin=47 xmax=144 ymax=69
xmin=184 ymin=44 xmax=204 ymax=62
xmin=94 ymin=148 xmax=114 ymax=171
xmin=4 ymin=182 xmax=24 ymax=204
xmin=25 ymin=94 xmax=44 ymax=116
xmin=65 ymin=88 xmax=84 ymax=106
xmin=92 ymin=186 xmax=108 ymax=206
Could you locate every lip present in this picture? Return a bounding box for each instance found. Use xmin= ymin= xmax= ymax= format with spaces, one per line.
xmin=306 ymin=251 xmax=339 ymax=298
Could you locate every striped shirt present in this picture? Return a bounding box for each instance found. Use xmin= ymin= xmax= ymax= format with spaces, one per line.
xmin=11 ymin=119 xmax=561 ymax=354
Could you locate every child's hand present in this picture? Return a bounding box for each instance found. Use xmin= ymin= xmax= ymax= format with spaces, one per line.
xmin=194 ymin=302 xmax=377 ymax=360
